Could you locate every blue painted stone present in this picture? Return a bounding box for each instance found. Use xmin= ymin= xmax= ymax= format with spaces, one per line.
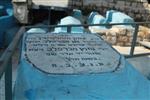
xmin=88 ymin=12 xmax=99 ymax=24
xmin=106 ymin=10 xmax=134 ymax=27
xmin=54 ymin=16 xmax=84 ymax=33
xmin=72 ymin=9 xmax=83 ymax=22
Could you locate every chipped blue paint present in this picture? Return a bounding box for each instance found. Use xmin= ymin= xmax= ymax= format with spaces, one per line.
xmin=25 ymin=89 xmax=36 ymax=100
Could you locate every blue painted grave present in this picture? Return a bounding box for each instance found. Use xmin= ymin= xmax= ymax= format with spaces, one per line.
xmin=14 ymin=31 xmax=150 ymax=100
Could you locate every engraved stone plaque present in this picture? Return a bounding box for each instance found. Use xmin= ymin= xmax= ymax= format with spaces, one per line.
xmin=24 ymin=33 xmax=121 ymax=74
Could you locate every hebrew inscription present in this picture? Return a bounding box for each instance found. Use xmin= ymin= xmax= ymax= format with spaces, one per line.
xmin=25 ymin=33 xmax=121 ymax=74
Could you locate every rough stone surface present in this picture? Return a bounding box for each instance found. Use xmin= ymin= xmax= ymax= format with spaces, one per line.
xmin=106 ymin=36 xmax=117 ymax=45
xmin=90 ymin=25 xmax=150 ymax=46
xmin=80 ymin=0 xmax=150 ymax=21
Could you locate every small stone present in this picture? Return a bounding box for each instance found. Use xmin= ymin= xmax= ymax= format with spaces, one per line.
xmin=132 ymin=2 xmax=137 ymax=7
xmin=138 ymin=31 xmax=145 ymax=38
xmin=137 ymin=37 xmax=142 ymax=42
xmin=126 ymin=28 xmax=134 ymax=36
xmin=110 ymin=26 xmax=127 ymax=36
xmin=125 ymin=42 xmax=132 ymax=46
xmin=127 ymin=32 xmax=133 ymax=36
xmin=129 ymin=36 xmax=133 ymax=43
xmin=118 ymin=36 xmax=128 ymax=42
xmin=143 ymin=39 xmax=150 ymax=42
xmin=125 ymin=2 xmax=130 ymax=6
xmin=116 ymin=42 xmax=125 ymax=46
xmin=106 ymin=36 xmax=117 ymax=45
xmin=106 ymin=31 xmax=117 ymax=36
xmin=109 ymin=3 xmax=115 ymax=8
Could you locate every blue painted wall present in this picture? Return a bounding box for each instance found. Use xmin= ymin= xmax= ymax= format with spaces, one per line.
xmin=0 ymin=0 xmax=17 ymax=48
